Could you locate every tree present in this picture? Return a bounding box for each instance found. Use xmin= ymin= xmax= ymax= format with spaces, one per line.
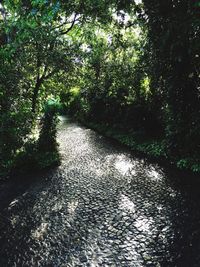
xmin=133 ymin=0 xmax=200 ymax=156
xmin=0 ymin=0 xmax=120 ymax=175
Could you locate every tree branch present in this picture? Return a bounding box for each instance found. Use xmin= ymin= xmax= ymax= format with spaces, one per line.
xmin=59 ymin=14 xmax=78 ymax=35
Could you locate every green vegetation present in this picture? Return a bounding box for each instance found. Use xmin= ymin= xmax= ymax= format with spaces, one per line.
xmin=10 ymin=100 xmax=60 ymax=176
xmin=0 ymin=0 xmax=199 ymax=178
xmin=84 ymin=122 xmax=200 ymax=173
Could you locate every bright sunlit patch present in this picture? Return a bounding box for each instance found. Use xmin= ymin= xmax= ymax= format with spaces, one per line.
xmin=135 ymin=0 xmax=142 ymax=4
xmin=52 ymin=203 xmax=63 ymax=212
xmin=115 ymin=155 xmax=134 ymax=175
xmin=32 ymin=222 xmax=48 ymax=240
xmin=11 ymin=216 xmax=18 ymax=226
xmin=8 ymin=199 xmax=19 ymax=208
xmin=157 ymin=204 xmax=164 ymax=211
xmin=68 ymin=200 xmax=79 ymax=215
xmin=134 ymin=217 xmax=152 ymax=232
xmin=58 ymin=115 xmax=68 ymax=122
xmin=119 ymin=194 xmax=135 ymax=213
xmin=146 ymin=167 xmax=162 ymax=181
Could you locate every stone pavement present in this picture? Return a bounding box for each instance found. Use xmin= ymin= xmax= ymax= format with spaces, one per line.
xmin=0 ymin=117 xmax=200 ymax=266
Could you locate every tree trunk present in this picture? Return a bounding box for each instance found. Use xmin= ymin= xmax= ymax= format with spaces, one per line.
xmin=32 ymin=77 xmax=42 ymax=113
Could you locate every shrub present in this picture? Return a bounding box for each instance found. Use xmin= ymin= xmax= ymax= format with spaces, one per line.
xmin=38 ymin=100 xmax=59 ymax=152
xmin=37 ymin=99 xmax=60 ymax=167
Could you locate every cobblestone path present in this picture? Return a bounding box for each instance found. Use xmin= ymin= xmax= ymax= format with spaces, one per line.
xmin=0 ymin=117 xmax=200 ymax=267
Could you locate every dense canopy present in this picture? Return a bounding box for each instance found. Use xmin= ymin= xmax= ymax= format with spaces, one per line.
xmin=0 ymin=0 xmax=200 ymax=176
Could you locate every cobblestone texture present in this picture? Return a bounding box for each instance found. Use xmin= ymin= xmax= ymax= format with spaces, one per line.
xmin=0 ymin=117 xmax=200 ymax=266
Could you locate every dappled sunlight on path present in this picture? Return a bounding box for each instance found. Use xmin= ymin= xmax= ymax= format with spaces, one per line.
xmin=0 ymin=117 xmax=200 ymax=266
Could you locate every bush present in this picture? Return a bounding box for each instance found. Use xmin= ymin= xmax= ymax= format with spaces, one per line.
xmin=37 ymin=100 xmax=60 ymax=167
xmin=38 ymin=100 xmax=59 ymax=152
xmin=12 ymin=100 xmax=61 ymax=175
xmin=0 ymin=109 xmax=32 ymax=179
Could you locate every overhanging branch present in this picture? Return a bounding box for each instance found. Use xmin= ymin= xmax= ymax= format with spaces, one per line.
xmin=59 ymin=14 xmax=78 ymax=35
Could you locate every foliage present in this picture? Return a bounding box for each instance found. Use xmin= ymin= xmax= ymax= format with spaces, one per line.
xmin=0 ymin=0 xmax=116 ymax=177
xmin=60 ymin=1 xmax=200 ymax=173
xmin=60 ymin=17 xmax=164 ymax=137
xmin=84 ymin=121 xmax=200 ymax=173
xmin=38 ymin=99 xmax=59 ymax=152
xmin=13 ymin=100 xmax=60 ymax=174
xmin=0 ymin=0 xmax=200 ymax=176
xmin=0 ymin=39 xmax=32 ymax=177
xmin=138 ymin=0 xmax=200 ymax=157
